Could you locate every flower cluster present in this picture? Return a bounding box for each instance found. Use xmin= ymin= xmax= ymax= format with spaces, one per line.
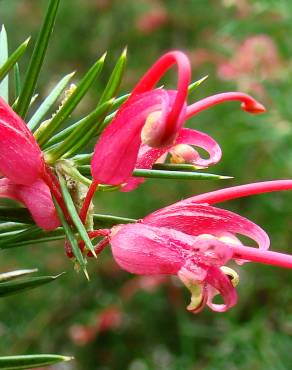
xmin=1 ymin=50 xmax=292 ymax=314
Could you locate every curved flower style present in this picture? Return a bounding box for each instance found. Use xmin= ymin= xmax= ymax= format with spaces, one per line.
xmin=0 ymin=97 xmax=60 ymax=230
xmin=85 ymin=180 xmax=292 ymax=313
xmin=91 ymin=50 xmax=265 ymax=189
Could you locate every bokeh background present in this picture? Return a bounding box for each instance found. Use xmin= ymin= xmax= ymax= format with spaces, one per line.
xmin=1 ymin=0 xmax=292 ymax=369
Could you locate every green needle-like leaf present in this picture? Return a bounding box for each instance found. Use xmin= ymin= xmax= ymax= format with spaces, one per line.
xmin=35 ymin=53 xmax=106 ymax=146
xmin=133 ymin=168 xmax=232 ymax=180
xmin=45 ymin=99 xmax=113 ymax=163
xmin=0 ymin=225 xmax=43 ymax=248
xmin=42 ymin=93 xmax=129 ymax=149
xmin=0 ymin=226 xmax=64 ymax=249
xmin=0 ymin=25 xmax=9 ymax=101
xmin=0 ymin=37 xmax=30 ymax=85
xmin=99 ymin=47 xmax=127 ymax=104
xmin=0 ymin=354 xmax=73 ymax=370
xmin=14 ymin=63 xmax=21 ymax=99
xmin=93 ymin=213 xmax=136 ymax=228
xmin=57 ymin=173 xmax=96 ymax=257
xmin=153 ymin=163 xmax=205 ymax=171
xmin=52 ymin=197 xmax=88 ymax=278
xmin=0 ymin=222 xmax=29 ymax=234
xmin=14 ymin=0 xmax=60 ymax=118
xmin=72 ymin=153 xmax=93 ymax=165
xmin=1 ymin=235 xmax=65 ymax=249
xmin=59 ymin=49 xmax=127 ymax=157
xmin=0 ymin=273 xmax=64 ymax=297
xmin=77 ymin=165 xmax=231 ymax=180
xmin=28 ymin=71 xmax=75 ymax=131
xmin=0 ymin=269 xmax=38 ymax=282
xmin=188 ymin=75 xmax=208 ymax=95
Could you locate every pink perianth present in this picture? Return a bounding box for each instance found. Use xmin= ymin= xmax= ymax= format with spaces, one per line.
xmin=189 ymin=180 xmax=292 ymax=205
xmin=131 ymin=51 xmax=191 ymax=140
xmin=186 ymin=92 xmax=266 ymax=119
xmin=232 ymin=245 xmax=292 ymax=269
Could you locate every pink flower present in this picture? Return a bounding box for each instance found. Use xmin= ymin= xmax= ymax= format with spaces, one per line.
xmin=0 ymin=97 xmax=60 ymax=230
xmin=218 ymin=35 xmax=283 ymax=97
xmin=136 ymin=6 xmax=169 ymax=34
xmin=91 ymin=51 xmax=265 ymax=189
xmin=87 ymin=180 xmax=292 ymax=313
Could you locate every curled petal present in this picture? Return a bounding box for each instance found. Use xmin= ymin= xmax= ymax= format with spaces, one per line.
xmin=121 ymin=127 xmax=222 ymax=192
xmin=172 ymin=128 xmax=222 ymax=167
xmin=0 ymin=121 xmax=43 ymax=185
xmin=0 ymin=178 xmax=59 ymax=230
xmin=204 ymin=265 xmax=238 ymax=312
xmin=144 ymin=203 xmax=270 ymax=251
xmin=179 ymin=263 xmax=237 ymax=313
xmin=91 ymin=89 xmax=170 ymax=186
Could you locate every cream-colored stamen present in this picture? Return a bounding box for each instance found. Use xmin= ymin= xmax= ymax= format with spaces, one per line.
xmin=220 ymin=266 xmax=239 ymax=287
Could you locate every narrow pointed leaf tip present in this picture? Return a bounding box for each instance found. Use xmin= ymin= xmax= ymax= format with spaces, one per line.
xmin=0 ymin=37 xmax=30 ymax=82
xmin=0 ymin=354 xmax=73 ymax=370
xmin=188 ymin=75 xmax=208 ymax=94
xmin=99 ymin=48 xmax=126 ymax=104
xmin=0 ymin=273 xmax=64 ymax=297
xmin=35 ymin=52 xmax=106 ymax=146
xmin=15 ymin=0 xmax=61 ymax=118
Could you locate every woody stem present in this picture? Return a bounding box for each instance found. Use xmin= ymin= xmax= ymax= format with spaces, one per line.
xmin=232 ymin=245 xmax=292 ymax=269
xmin=186 ymin=92 xmax=265 ymax=119
xmin=190 ymin=180 xmax=292 ymax=205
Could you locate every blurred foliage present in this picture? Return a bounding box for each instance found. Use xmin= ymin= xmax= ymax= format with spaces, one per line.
xmin=1 ymin=0 xmax=292 ymax=369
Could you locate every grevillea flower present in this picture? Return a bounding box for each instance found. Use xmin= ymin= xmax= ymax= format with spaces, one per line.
xmin=85 ymin=180 xmax=292 ymax=313
xmin=0 ymin=97 xmax=60 ymax=230
xmin=90 ymin=51 xmax=265 ymax=189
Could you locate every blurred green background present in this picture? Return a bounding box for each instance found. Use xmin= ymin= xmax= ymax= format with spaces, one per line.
xmin=1 ymin=0 xmax=292 ymax=369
